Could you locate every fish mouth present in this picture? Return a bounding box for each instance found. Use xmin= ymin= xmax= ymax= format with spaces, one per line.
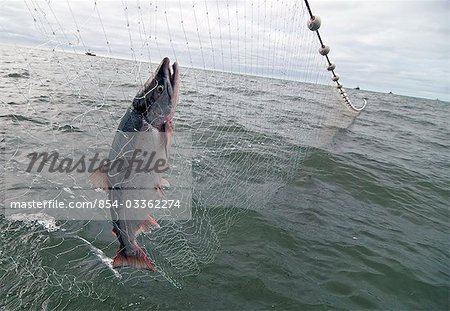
xmin=155 ymin=57 xmax=179 ymax=97
xmin=170 ymin=61 xmax=179 ymax=92
xmin=155 ymin=57 xmax=180 ymax=120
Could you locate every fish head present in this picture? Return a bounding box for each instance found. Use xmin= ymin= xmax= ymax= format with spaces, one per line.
xmin=133 ymin=57 xmax=180 ymax=130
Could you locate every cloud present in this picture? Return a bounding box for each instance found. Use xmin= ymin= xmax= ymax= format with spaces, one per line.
xmin=312 ymin=0 xmax=449 ymax=100
xmin=0 ymin=0 xmax=448 ymax=100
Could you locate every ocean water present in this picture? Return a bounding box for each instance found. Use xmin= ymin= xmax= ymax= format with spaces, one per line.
xmin=0 ymin=45 xmax=449 ymax=310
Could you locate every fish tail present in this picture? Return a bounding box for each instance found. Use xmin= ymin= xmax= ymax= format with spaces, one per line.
xmin=112 ymin=243 xmax=155 ymax=271
xmin=111 ymin=216 xmax=159 ymax=271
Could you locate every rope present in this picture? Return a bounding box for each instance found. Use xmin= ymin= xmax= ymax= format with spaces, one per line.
xmin=304 ymin=0 xmax=314 ymax=18
xmin=303 ymin=0 xmax=367 ymax=112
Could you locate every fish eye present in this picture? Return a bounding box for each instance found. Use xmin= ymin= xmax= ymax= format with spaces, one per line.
xmin=156 ymin=85 xmax=164 ymax=93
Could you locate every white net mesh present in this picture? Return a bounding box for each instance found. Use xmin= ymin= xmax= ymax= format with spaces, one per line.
xmin=0 ymin=0 xmax=360 ymax=304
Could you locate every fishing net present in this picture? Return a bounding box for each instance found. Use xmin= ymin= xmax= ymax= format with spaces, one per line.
xmin=0 ymin=0 xmax=363 ymax=305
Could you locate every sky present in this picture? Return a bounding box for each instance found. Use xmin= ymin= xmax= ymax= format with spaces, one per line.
xmin=0 ymin=0 xmax=448 ymax=101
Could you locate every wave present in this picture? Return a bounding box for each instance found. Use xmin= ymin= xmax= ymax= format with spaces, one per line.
xmin=6 ymin=212 xmax=61 ymax=232
xmin=0 ymin=114 xmax=49 ymax=125
xmin=53 ymin=124 xmax=83 ymax=132
xmin=5 ymin=71 xmax=30 ymax=78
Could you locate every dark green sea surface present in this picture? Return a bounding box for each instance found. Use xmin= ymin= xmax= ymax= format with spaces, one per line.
xmin=0 ymin=46 xmax=448 ymax=310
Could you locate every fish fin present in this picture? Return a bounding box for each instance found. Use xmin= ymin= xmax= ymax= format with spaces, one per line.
xmin=90 ymin=165 xmax=109 ymax=191
xmin=160 ymin=178 xmax=170 ymax=188
xmin=161 ymin=120 xmax=173 ymax=158
xmin=112 ymin=244 xmax=155 ymax=271
xmin=134 ymin=215 xmax=160 ymax=236
xmin=153 ymin=179 xmax=169 ymax=198
xmin=161 ymin=131 xmax=169 ymax=158
xmin=155 ymin=186 xmax=166 ymax=197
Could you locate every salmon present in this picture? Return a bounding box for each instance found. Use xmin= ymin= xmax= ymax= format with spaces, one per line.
xmin=91 ymin=57 xmax=180 ymax=271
